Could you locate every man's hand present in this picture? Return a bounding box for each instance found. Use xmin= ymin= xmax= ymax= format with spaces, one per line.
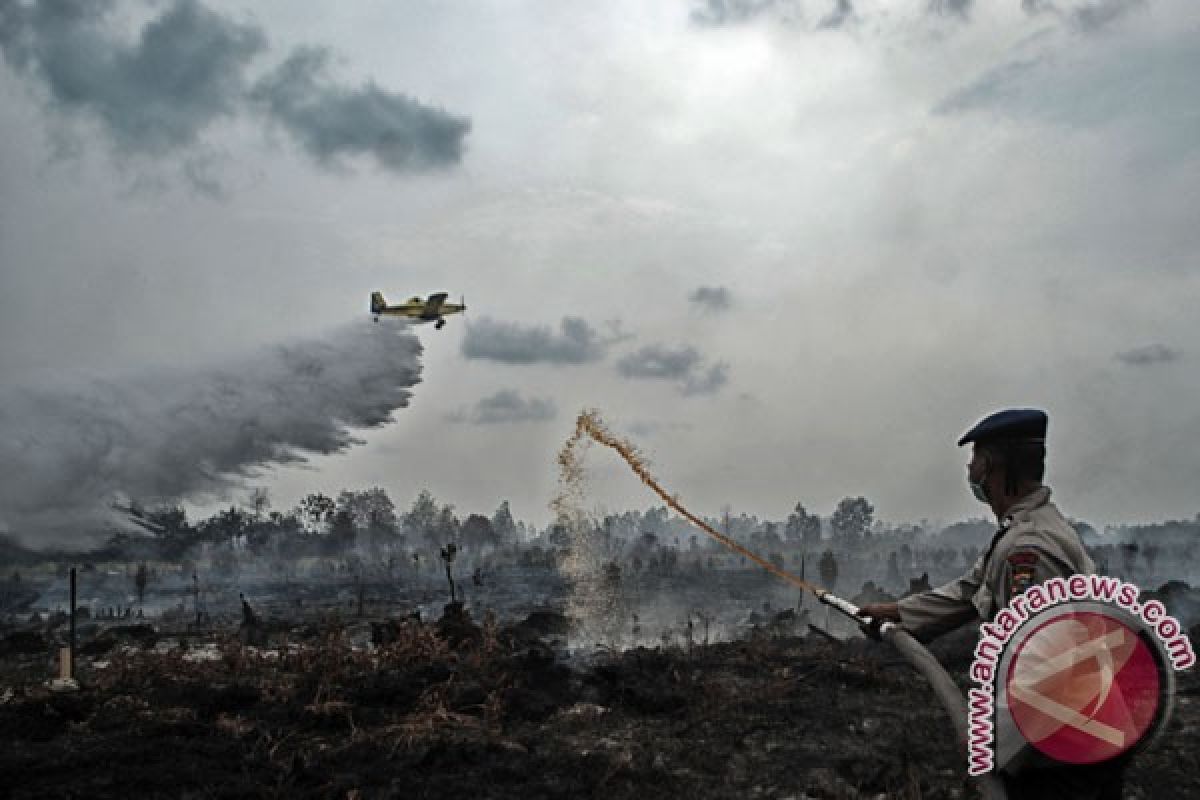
xmin=856 ymin=602 xmax=902 ymax=623
xmin=856 ymin=602 xmax=901 ymax=641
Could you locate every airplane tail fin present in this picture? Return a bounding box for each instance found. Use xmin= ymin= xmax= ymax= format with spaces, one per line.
xmin=370 ymin=291 xmax=387 ymax=313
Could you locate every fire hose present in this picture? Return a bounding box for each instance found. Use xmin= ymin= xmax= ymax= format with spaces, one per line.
xmin=816 ymin=591 xmax=1007 ymax=800
xmin=562 ymin=410 xmax=1007 ymax=800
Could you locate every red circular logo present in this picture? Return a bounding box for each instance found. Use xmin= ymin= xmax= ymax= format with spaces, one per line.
xmin=1005 ymin=610 xmax=1162 ymax=764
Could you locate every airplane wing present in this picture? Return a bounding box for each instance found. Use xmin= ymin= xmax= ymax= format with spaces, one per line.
xmin=422 ymin=293 xmax=448 ymax=316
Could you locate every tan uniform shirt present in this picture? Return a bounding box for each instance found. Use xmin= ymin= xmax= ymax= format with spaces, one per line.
xmin=897 ymin=486 xmax=1094 ymax=639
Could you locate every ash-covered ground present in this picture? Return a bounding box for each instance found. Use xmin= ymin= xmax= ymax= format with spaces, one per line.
xmin=2 ymin=555 xmax=1199 ymax=800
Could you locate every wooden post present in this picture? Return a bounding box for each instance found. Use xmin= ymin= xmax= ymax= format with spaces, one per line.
xmin=68 ymin=567 xmax=77 ymax=680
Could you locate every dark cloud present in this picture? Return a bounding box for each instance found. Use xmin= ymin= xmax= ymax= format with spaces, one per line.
xmin=250 ymin=46 xmax=470 ymax=172
xmin=615 ymin=344 xmax=729 ymax=396
xmin=0 ymin=0 xmax=469 ymax=175
xmin=928 ymin=0 xmax=973 ymax=18
xmin=447 ymin=390 xmax=556 ymax=425
xmin=692 ymin=0 xmax=1136 ymax=32
xmin=1114 ymin=344 xmax=1181 ymax=367
xmin=690 ymin=0 xmax=800 ymax=26
xmin=617 ymin=344 xmax=701 ymax=380
xmin=0 ymin=0 xmax=264 ymax=155
xmin=1069 ymin=0 xmax=1144 ymax=32
xmin=461 ymin=317 xmax=611 ymax=365
xmin=690 ymin=0 xmax=856 ymax=29
xmin=817 ymin=0 xmax=856 ymax=30
xmin=688 ymin=285 xmax=733 ymax=313
xmin=0 ymin=324 xmax=422 ymax=547
xmin=1019 ymin=0 xmax=1144 ymax=30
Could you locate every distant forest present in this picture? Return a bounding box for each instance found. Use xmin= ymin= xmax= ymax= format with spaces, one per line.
xmin=2 ymin=488 xmax=1196 ymax=586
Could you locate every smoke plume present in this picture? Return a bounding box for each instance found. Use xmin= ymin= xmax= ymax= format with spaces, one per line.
xmin=0 ymin=323 xmax=422 ymax=547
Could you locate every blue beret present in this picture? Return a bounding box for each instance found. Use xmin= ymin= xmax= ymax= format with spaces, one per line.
xmin=957 ymin=409 xmax=1047 ymax=446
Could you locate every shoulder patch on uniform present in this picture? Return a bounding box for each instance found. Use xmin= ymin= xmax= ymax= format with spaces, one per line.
xmin=1009 ymin=550 xmax=1038 ymax=596
xmin=1007 ymin=550 xmax=1038 ymax=567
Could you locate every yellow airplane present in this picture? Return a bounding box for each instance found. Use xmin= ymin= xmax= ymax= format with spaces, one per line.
xmin=370 ymin=291 xmax=466 ymax=329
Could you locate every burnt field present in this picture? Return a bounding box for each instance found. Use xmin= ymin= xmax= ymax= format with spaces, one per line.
xmin=2 ymin=602 xmax=1198 ymax=800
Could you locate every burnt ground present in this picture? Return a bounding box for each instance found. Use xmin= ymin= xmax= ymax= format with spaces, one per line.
xmin=0 ymin=612 xmax=1197 ymax=800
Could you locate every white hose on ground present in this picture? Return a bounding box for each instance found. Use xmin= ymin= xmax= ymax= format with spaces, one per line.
xmin=816 ymin=591 xmax=1007 ymax=800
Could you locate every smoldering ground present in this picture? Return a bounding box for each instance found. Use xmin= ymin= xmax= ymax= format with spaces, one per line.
xmin=0 ymin=322 xmax=422 ymax=548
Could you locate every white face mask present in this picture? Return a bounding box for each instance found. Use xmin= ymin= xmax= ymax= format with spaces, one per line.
xmin=968 ymin=458 xmax=990 ymax=504
xmin=968 ymin=474 xmax=990 ymax=504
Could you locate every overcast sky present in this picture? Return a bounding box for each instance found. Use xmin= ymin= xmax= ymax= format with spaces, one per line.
xmin=2 ymin=0 xmax=1198 ymax=544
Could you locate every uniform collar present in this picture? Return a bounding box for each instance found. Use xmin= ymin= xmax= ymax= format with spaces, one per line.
xmin=980 ymin=486 xmax=1051 ymax=567
xmin=1000 ymin=485 xmax=1051 ymax=528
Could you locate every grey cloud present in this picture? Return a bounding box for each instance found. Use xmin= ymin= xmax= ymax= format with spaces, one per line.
xmin=461 ymin=316 xmax=610 ymax=365
xmin=683 ymin=363 xmax=730 ymax=396
xmin=1070 ymin=0 xmax=1144 ymax=32
xmin=690 ymin=0 xmax=856 ymax=29
xmin=0 ymin=0 xmax=264 ymax=155
xmin=691 ymin=0 xmax=1134 ymax=32
xmin=934 ymin=57 xmax=1043 ymax=116
xmin=934 ymin=36 xmax=1200 ymax=148
xmin=616 ymin=344 xmax=729 ymax=396
xmin=690 ymin=0 xmax=798 ymax=27
xmin=928 ymin=0 xmax=973 ymax=18
xmin=617 ymin=344 xmax=701 ymax=380
xmin=626 ymin=420 xmax=695 ymax=438
xmin=447 ymin=390 xmax=556 ymax=425
xmin=0 ymin=324 xmax=422 ymax=547
xmin=250 ymin=46 xmax=470 ymax=172
xmin=1019 ymin=0 xmax=1144 ymax=31
xmin=1114 ymin=344 xmax=1181 ymax=367
xmin=689 ymin=285 xmax=733 ymax=312
xmin=0 ymin=0 xmax=469 ymax=174
xmin=817 ymin=0 xmax=856 ymax=30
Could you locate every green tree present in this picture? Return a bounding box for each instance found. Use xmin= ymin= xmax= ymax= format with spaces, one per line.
xmin=134 ymin=563 xmax=149 ymax=605
xmin=337 ymin=488 xmax=398 ymax=532
xmin=142 ymin=506 xmax=194 ymax=560
xmin=248 ymin=487 xmax=271 ymax=520
xmin=430 ymin=504 xmax=460 ymax=549
xmin=491 ymin=501 xmax=517 ymax=546
xmin=201 ymin=506 xmax=252 ymax=540
xmin=642 ymin=506 xmax=669 ymax=535
xmin=785 ymin=502 xmax=822 ymax=547
xmin=818 ymin=550 xmax=839 ymax=590
xmin=403 ymin=490 xmax=439 ymax=543
xmin=298 ymin=493 xmax=336 ymax=533
xmin=461 ymin=514 xmax=497 ymax=553
xmin=831 ymin=496 xmax=874 ymax=548
xmin=328 ymin=509 xmax=357 ymax=553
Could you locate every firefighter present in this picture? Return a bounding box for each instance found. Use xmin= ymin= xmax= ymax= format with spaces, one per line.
xmin=858 ymin=409 xmax=1128 ymax=799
